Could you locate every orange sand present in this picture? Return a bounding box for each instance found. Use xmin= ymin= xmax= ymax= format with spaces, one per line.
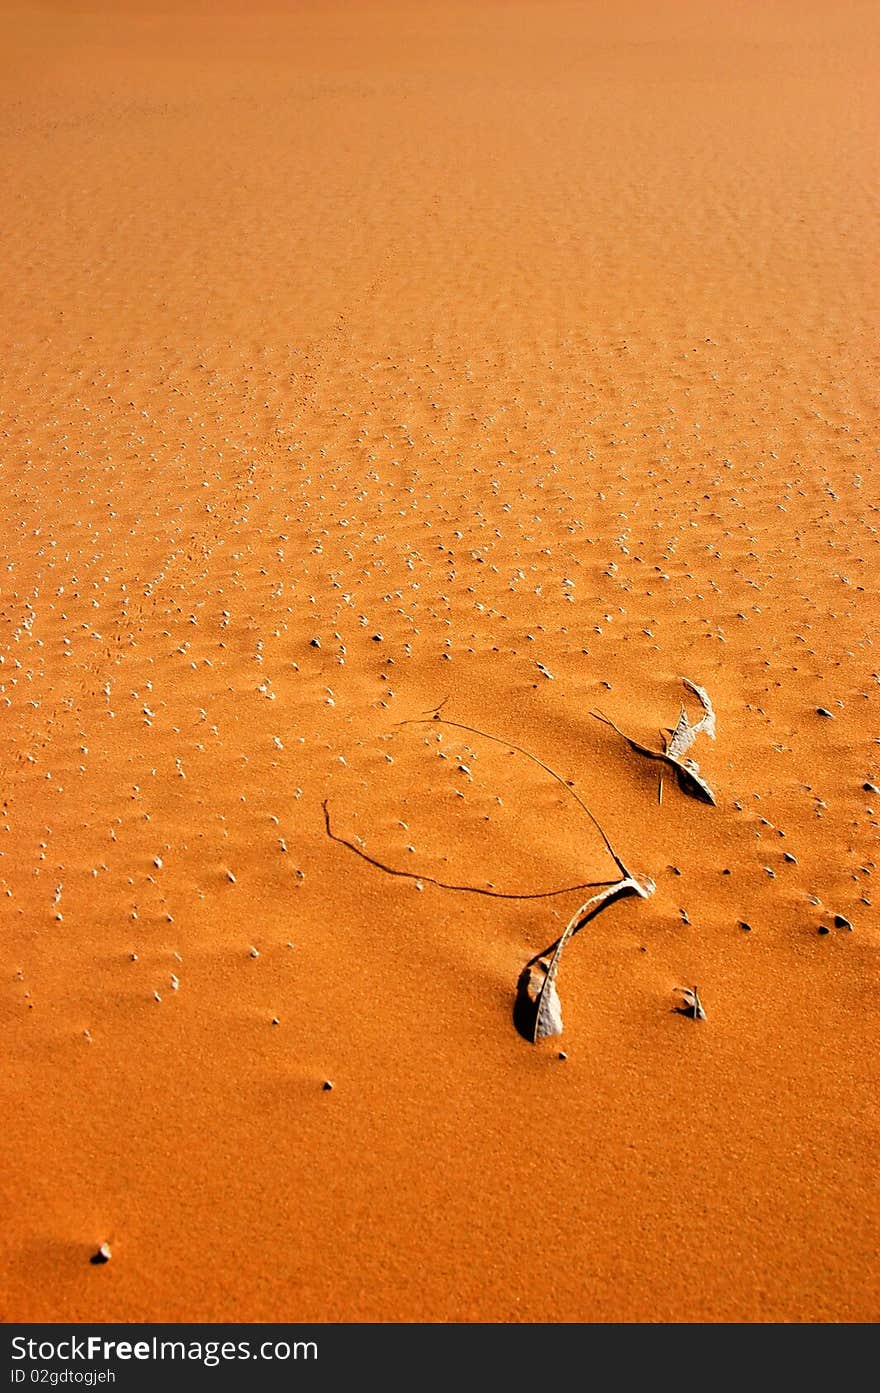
xmin=1 ymin=0 xmax=877 ymax=1323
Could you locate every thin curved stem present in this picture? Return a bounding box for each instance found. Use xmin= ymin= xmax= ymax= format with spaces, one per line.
xmin=397 ymin=709 xmax=630 ymax=878
xmin=323 ymin=800 xmax=617 ymax=901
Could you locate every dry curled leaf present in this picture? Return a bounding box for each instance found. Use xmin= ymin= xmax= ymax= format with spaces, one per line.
xmin=665 ymin=705 xmax=697 ymax=761
xmin=670 ymin=760 xmax=716 ymax=806
xmin=529 ymin=970 xmax=563 ymax=1039
xmin=678 ymin=677 xmax=716 ymax=742
xmin=593 ymin=677 xmax=718 ymax=806
xmin=529 ymin=873 xmax=656 ymax=1042
xmin=675 ymin=984 xmax=707 ymax=1020
xmin=665 ymin=679 xmax=715 ymax=761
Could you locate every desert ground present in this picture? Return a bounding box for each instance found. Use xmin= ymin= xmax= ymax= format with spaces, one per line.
xmin=1 ymin=0 xmax=877 ymax=1323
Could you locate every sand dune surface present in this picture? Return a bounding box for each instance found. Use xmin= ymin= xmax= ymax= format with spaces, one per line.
xmin=1 ymin=0 xmax=878 ymax=1322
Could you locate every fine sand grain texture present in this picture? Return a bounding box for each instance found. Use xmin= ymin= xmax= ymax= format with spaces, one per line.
xmin=1 ymin=0 xmax=878 ymax=1322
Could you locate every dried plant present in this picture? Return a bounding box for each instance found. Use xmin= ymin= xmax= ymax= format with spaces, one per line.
xmin=675 ymin=984 xmax=707 ymax=1020
xmin=672 ymin=678 xmax=716 ymax=748
xmin=528 ymin=871 xmax=655 ymax=1041
xmin=397 ymin=706 xmax=656 ymax=1044
xmin=325 ymin=703 xmax=657 ymax=1046
xmin=592 ymin=676 xmax=717 ymax=805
